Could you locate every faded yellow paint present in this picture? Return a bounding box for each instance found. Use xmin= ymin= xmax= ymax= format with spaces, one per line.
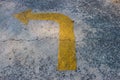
xmin=14 ymin=9 xmax=77 ymax=70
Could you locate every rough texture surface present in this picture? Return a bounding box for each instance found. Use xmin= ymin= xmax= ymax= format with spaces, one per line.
xmin=0 ymin=0 xmax=120 ymax=80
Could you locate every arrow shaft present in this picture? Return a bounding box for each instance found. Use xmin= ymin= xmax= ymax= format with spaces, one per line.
xmin=28 ymin=13 xmax=59 ymax=21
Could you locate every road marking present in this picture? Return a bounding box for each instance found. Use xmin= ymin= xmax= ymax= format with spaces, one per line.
xmin=14 ymin=9 xmax=77 ymax=70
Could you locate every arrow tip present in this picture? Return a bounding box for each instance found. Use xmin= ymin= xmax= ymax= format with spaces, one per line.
xmin=14 ymin=9 xmax=32 ymax=25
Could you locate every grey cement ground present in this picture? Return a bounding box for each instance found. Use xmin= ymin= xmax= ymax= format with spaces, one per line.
xmin=0 ymin=0 xmax=120 ymax=80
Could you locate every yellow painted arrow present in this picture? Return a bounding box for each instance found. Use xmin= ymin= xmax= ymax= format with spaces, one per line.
xmin=14 ymin=9 xmax=77 ymax=70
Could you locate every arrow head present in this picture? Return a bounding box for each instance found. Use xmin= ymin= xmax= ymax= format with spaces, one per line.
xmin=14 ymin=9 xmax=32 ymax=25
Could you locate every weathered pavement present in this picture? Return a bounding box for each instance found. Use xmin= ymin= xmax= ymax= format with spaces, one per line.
xmin=0 ymin=0 xmax=120 ymax=80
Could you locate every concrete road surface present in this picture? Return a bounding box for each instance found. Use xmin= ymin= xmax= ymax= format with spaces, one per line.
xmin=0 ymin=0 xmax=120 ymax=80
